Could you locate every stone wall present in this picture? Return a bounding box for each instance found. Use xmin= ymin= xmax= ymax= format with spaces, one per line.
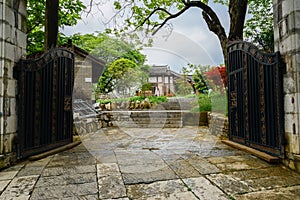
xmin=273 ymin=0 xmax=300 ymax=171
xmin=207 ymin=112 xmax=228 ymax=139
xmin=0 ymin=0 xmax=26 ymax=168
xmin=73 ymin=56 xmax=93 ymax=101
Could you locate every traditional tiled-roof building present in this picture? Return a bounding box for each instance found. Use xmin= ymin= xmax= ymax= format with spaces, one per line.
xmin=148 ymin=65 xmax=184 ymax=96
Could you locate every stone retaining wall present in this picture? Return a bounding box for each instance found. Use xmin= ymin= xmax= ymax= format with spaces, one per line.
xmin=207 ymin=112 xmax=228 ymax=139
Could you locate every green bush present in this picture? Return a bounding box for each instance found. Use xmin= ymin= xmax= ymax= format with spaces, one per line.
xmin=190 ymin=93 xmax=227 ymax=114
xmin=97 ymin=96 xmax=168 ymax=105
xmin=97 ymin=97 xmax=129 ymax=104
xmin=129 ymin=96 xmax=145 ymax=102
xmin=141 ymin=83 xmax=152 ymax=91
xmin=210 ymin=93 xmax=227 ymax=115
xmin=198 ymin=94 xmax=212 ymax=112
xmin=130 ymin=96 xmax=167 ymax=104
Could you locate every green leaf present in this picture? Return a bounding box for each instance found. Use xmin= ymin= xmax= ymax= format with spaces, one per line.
xmin=114 ymin=1 xmax=122 ymax=10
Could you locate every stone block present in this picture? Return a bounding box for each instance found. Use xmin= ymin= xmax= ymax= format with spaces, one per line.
xmin=126 ymin=179 xmax=190 ymax=200
xmin=16 ymin=13 xmax=22 ymax=30
xmin=5 ymin=6 xmax=14 ymax=27
xmin=0 ymin=78 xmax=2 ymax=95
xmin=15 ymin=46 xmax=24 ymax=61
xmin=295 ymin=92 xmax=300 ymax=112
xmin=272 ymin=0 xmax=280 ymax=7
xmin=283 ymin=74 xmax=295 ymax=93
xmin=207 ymin=173 xmax=253 ymax=195
xmin=294 ymin=11 xmax=300 ymax=29
xmin=0 ymin=170 xmax=18 ymax=180
xmin=284 ymin=94 xmax=295 ymax=113
xmin=273 ymin=25 xmax=280 ymax=44
xmin=6 ymin=115 xmax=17 ymax=133
xmin=0 ymin=180 xmax=10 ymax=195
xmin=31 ymin=182 xmax=98 ymax=199
xmin=3 ymin=133 xmax=13 ymax=153
xmin=295 ymin=0 xmax=300 ymax=11
xmin=18 ymin=0 xmax=26 ymax=16
xmin=280 ymin=33 xmax=300 ymax=54
xmin=286 ymin=13 xmax=295 ymax=32
xmin=296 ymin=72 xmax=300 ymax=95
xmin=0 ymin=25 xmax=4 ymax=44
xmin=4 ymin=60 xmax=14 ymax=79
xmin=282 ymin=0 xmax=294 ymax=16
xmin=295 ymin=54 xmax=300 ymax=70
xmin=279 ymin=18 xmax=288 ymax=39
xmin=16 ymin=29 xmax=26 ymax=49
xmin=20 ymin=14 xmax=26 ymax=32
xmin=286 ymin=132 xmax=300 ymax=154
xmin=1 ymin=175 xmax=40 ymax=199
xmin=4 ymin=42 xmax=15 ymax=62
xmin=3 ymin=24 xmax=12 ymax=43
xmin=183 ymin=177 xmax=228 ymax=200
xmin=7 ymin=79 xmax=16 ymax=96
xmin=284 ymin=113 xmax=295 ymax=133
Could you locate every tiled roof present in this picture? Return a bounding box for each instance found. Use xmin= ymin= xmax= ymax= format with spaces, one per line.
xmin=149 ymin=65 xmax=183 ymax=78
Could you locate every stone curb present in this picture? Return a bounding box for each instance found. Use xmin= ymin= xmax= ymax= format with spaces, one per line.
xmin=28 ymin=141 xmax=82 ymax=161
xmin=222 ymin=140 xmax=281 ymax=163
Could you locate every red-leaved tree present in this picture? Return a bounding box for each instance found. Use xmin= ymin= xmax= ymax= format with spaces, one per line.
xmin=204 ymin=66 xmax=227 ymax=93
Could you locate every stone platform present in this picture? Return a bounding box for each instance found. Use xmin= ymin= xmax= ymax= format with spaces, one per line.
xmin=1 ymin=127 xmax=300 ymax=199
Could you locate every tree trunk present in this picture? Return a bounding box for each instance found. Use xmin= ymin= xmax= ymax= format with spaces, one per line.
xmin=228 ymin=0 xmax=248 ymax=41
xmin=203 ymin=0 xmax=248 ymax=65
xmin=45 ymin=0 xmax=59 ymax=50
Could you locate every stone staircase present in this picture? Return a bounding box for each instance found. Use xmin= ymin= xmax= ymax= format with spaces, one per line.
xmin=109 ymin=110 xmax=183 ymax=128
xmin=105 ymin=97 xmax=200 ymax=128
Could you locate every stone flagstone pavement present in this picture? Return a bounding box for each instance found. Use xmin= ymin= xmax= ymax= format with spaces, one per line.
xmin=0 ymin=126 xmax=300 ymax=199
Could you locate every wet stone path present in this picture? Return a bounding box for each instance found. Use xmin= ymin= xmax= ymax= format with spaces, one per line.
xmin=1 ymin=126 xmax=300 ymax=199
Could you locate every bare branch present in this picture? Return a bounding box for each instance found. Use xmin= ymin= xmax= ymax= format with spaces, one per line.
xmin=103 ymin=1 xmax=134 ymax=26
xmin=135 ymin=6 xmax=190 ymax=35
xmin=152 ymin=6 xmax=190 ymax=35
xmin=85 ymin=0 xmax=94 ymax=16
xmin=137 ymin=7 xmax=172 ymax=29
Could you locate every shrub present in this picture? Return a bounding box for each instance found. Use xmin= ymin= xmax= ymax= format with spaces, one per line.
xmin=190 ymin=92 xmax=227 ymax=115
xmin=148 ymin=96 xmax=168 ymax=104
xmin=97 ymin=95 xmax=168 ymax=105
xmin=190 ymin=94 xmax=211 ymax=112
xmin=210 ymin=93 xmax=227 ymax=115
xmin=141 ymin=83 xmax=152 ymax=91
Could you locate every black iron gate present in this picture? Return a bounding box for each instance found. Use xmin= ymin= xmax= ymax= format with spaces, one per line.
xmin=14 ymin=48 xmax=74 ymax=158
xmin=227 ymin=41 xmax=285 ymax=157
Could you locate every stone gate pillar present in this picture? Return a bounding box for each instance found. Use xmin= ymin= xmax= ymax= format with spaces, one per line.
xmin=273 ymin=0 xmax=300 ymax=170
xmin=0 ymin=0 xmax=26 ymax=168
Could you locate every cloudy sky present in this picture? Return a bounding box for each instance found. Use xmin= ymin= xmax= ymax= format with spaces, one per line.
xmin=62 ymin=1 xmax=230 ymax=72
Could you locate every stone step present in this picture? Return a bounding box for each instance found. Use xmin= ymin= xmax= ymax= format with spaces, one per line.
xmin=113 ymin=121 xmax=183 ymax=128
xmin=107 ymin=111 xmax=183 ymax=128
xmin=113 ymin=118 xmax=182 ymax=124
xmin=109 ymin=111 xmax=182 ymax=118
xmin=115 ymin=118 xmax=182 ymax=123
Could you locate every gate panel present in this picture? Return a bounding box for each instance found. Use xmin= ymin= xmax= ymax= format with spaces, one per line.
xmin=227 ymin=42 xmax=284 ymax=157
xmin=15 ymin=48 xmax=74 ymax=158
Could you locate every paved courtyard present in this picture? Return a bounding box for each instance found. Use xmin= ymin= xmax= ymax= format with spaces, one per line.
xmin=0 ymin=126 xmax=300 ymax=199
